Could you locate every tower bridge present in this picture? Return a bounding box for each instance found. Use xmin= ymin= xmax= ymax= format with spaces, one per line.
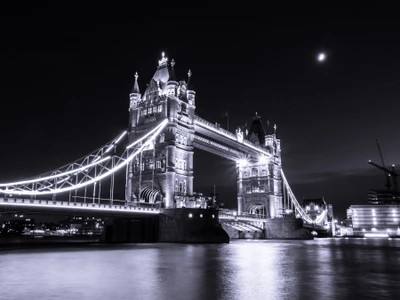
xmin=0 ymin=52 xmax=327 ymax=242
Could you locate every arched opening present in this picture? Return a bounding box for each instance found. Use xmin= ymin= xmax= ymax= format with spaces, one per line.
xmin=248 ymin=204 xmax=268 ymax=218
xmin=139 ymin=186 xmax=162 ymax=204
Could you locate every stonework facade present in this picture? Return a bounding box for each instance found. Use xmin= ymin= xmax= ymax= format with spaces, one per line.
xmin=126 ymin=53 xmax=283 ymax=217
xmin=126 ymin=53 xmax=195 ymax=209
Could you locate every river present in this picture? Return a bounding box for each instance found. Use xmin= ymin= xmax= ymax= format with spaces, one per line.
xmin=1 ymin=238 xmax=399 ymax=300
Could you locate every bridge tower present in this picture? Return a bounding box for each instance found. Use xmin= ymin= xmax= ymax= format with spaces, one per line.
xmin=126 ymin=52 xmax=196 ymax=209
xmin=236 ymin=113 xmax=283 ymax=218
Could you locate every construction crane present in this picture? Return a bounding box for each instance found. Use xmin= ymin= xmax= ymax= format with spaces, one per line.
xmin=368 ymin=160 xmax=399 ymax=195
xmin=376 ymin=139 xmax=391 ymax=192
xmin=368 ymin=139 xmax=399 ymax=195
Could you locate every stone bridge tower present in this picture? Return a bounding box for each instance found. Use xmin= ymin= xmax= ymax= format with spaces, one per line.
xmin=125 ymin=53 xmax=196 ymax=209
xmin=236 ymin=113 xmax=283 ymax=218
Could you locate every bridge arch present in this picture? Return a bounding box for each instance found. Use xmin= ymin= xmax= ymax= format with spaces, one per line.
xmin=139 ymin=186 xmax=162 ymax=204
xmin=248 ymin=203 xmax=269 ymax=218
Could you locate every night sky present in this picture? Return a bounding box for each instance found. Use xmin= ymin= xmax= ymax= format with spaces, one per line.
xmin=1 ymin=5 xmax=400 ymax=219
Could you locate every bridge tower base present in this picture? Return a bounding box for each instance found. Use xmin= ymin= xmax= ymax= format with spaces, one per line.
xmin=265 ymin=217 xmax=314 ymax=239
xmin=158 ymin=208 xmax=229 ymax=243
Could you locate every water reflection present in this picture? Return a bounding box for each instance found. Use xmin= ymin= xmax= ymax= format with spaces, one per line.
xmin=1 ymin=239 xmax=400 ymax=300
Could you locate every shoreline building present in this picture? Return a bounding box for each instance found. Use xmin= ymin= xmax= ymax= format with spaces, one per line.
xmin=348 ymin=204 xmax=400 ymax=237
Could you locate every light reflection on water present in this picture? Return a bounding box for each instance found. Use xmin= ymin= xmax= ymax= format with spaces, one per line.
xmin=1 ymin=238 xmax=400 ymax=300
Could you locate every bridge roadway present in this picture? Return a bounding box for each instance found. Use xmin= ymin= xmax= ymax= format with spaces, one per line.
xmin=0 ymin=197 xmax=160 ymax=218
xmin=0 ymin=197 xmax=268 ymax=222
xmin=193 ymin=116 xmax=273 ymax=161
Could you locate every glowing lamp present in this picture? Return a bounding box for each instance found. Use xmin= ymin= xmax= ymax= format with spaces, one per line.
xmin=238 ymin=159 xmax=248 ymax=168
xmin=258 ymin=156 xmax=268 ymax=165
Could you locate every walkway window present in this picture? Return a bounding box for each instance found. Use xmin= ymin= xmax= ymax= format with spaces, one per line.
xmin=148 ymin=159 xmax=154 ymax=169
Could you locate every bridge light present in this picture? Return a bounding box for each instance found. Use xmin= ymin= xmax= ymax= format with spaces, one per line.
xmin=238 ymin=159 xmax=248 ymax=168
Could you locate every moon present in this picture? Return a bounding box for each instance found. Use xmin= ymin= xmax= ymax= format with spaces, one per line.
xmin=317 ymin=53 xmax=326 ymax=62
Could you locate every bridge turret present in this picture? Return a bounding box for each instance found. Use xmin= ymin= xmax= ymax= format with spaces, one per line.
xmin=129 ymin=72 xmax=141 ymax=129
xmin=248 ymin=112 xmax=266 ymax=146
xmin=265 ymin=124 xmax=281 ymax=162
xmin=186 ymin=69 xmax=196 ymax=107
xmin=167 ymin=59 xmax=179 ymax=96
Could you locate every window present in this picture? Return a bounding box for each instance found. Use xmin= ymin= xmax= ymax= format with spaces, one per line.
xmin=156 ymin=160 xmax=161 ymax=169
xmin=148 ymin=159 xmax=154 ymax=169
xmin=252 ymin=168 xmax=258 ymax=177
xmin=158 ymin=105 xmax=162 ymax=113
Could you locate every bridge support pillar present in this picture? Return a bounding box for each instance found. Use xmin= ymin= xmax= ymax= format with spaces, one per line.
xmin=158 ymin=208 xmax=229 ymax=243
xmin=265 ymin=217 xmax=313 ymax=239
xmin=100 ymin=216 xmax=159 ymax=243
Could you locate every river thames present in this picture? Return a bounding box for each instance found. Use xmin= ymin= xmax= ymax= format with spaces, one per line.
xmin=1 ymin=238 xmax=400 ymax=300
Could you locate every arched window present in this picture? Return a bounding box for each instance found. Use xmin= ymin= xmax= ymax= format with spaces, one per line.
xmin=252 ymin=168 xmax=258 ymax=177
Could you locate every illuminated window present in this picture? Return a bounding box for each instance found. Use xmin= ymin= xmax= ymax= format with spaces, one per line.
xmin=148 ymin=107 xmax=152 ymax=114
xmin=156 ymin=161 xmax=161 ymax=169
xmin=158 ymin=105 xmax=162 ymax=113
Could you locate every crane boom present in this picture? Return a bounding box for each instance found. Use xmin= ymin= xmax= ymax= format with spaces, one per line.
xmin=368 ymin=160 xmax=399 ymax=194
xmin=376 ymin=139 xmax=391 ymax=192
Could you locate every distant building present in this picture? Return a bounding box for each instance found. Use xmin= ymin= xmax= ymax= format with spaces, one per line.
xmin=349 ymin=205 xmax=400 ymax=237
xmin=1 ymin=218 xmax=35 ymax=234
xmin=60 ymin=216 xmax=104 ymax=235
xmin=302 ymin=197 xmax=331 ymax=224
xmin=367 ymin=189 xmax=400 ymax=205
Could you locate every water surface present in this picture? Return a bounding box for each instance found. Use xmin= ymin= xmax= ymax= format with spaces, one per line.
xmin=1 ymin=238 xmax=400 ymax=300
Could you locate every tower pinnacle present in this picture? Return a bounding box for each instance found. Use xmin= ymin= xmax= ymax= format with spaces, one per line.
xmin=158 ymin=52 xmax=168 ymax=66
xmin=131 ymin=72 xmax=140 ymax=94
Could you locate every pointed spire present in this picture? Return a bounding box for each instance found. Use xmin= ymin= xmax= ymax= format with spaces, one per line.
xmin=158 ymin=51 xmax=168 ymax=66
xmin=187 ymin=69 xmax=194 ymax=90
xmin=131 ymin=72 xmax=140 ymax=94
xmin=169 ymin=59 xmax=176 ymax=82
